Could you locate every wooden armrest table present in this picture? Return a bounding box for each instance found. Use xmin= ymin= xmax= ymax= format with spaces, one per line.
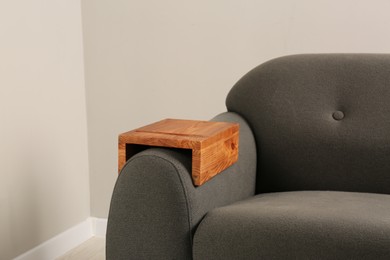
xmin=118 ymin=119 xmax=239 ymax=186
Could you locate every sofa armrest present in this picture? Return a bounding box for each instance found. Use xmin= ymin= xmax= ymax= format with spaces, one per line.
xmin=106 ymin=112 xmax=257 ymax=260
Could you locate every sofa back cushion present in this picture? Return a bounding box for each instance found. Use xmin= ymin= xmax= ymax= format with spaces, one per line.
xmin=226 ymin=54 xmax=390 ymax=194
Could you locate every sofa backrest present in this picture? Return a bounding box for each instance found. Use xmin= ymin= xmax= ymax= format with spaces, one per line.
xmin=226 ymin=54 xmax=390 ymax=194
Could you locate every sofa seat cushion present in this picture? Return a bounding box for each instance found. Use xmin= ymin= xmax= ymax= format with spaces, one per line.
xmin=193 ymin=191 xmax=390 ymax=260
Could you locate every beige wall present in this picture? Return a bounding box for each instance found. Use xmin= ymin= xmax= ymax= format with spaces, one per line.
xmin=81 ymin=0 xmax=390 ymax=218
xmin=0 ymin=0 xmax=89 ymax=259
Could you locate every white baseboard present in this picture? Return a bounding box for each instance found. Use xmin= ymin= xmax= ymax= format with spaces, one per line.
xmin=14 ymin=217 xmax=108 ymax=260
xmin=91 ymin=217 xmax=108 ymax=237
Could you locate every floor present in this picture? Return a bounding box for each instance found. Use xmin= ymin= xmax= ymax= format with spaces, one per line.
xmin=56 ymin=237 xmax=105 ymax=260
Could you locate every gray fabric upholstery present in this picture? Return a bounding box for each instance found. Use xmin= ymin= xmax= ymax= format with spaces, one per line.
xmin=193 ymin=191 xmax=390 ymax=260
xmin=226 ymin=54 xmax=390 ymax=194
xmin=106 ymin=112 xmax=256 ymax=259
xmin=107 ymin=54 xmax=390 ymax=259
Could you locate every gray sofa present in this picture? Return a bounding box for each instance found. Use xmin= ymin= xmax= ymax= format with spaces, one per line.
xmin=106 ymin=54 xmax=390 ymax=259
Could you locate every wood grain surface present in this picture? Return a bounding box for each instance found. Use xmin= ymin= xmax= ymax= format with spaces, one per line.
xmin=118 ymin=119 xmax=239 ymax=185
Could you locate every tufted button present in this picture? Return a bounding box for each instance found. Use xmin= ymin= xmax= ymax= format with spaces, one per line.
xmin=332 ymin=111 xmax=345 ymax=120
